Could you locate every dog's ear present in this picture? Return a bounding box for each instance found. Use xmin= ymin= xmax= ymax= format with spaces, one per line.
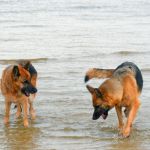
xmin=94 ymin=88 xmax=103 ymax=98
xmin=86 ymin=85 xmax=95 ymax=94
xmin=24 ymin=61 xmax=30 ymax=70
xmin=13 ymin=66 xmax=20 ymax=79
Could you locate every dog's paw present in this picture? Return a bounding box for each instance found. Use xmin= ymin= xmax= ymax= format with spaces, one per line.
xmin=23 ymin=119 xmax=29 ymax=127
xmin=122 ymin=128 xmax=131 ymax=138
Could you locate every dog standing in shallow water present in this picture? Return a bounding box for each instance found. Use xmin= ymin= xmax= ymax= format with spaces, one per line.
xmin=85 ymin=62 xmax=143 ymax=137
xmin=1 ymin=60 xmax=37 ymax=127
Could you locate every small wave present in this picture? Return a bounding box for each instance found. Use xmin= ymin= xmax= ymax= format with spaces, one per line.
xmin=0 ymin=58 xmax=48 ymax=64
xmin=111 ymin=50 xmax=150 ymax=55
xmin=48 ymin=135 xmax=95 ymax=140
xmin=0 ymin=38 xmax=21 ymax=42
xmin=63 ymin=127 xmax=77 ymax=132
xmin=141 ymin=68 xmax=150 ymax=72
xmin=39 ymin=75 xmax=59 ymax=80
xmin=0 ymin=9 xmax=45 ymax=14
xmin=82 ymin=50 xmax=150 ymax=59
xmin=6 ymin=24 xmax=47 ymax=29
xmin=0 ymin=20 xmax=20 ymax=24
xmin=71 ymin=5 xmax=102 ymax=10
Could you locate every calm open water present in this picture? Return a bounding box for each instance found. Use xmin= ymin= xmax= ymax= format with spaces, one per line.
xmin=0 ymin=0 xmax=150 ymax=149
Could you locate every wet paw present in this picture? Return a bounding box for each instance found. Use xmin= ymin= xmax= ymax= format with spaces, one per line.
xmin=122 ymin=128 xmax=131 ymax=138
xmin=24 ymin=119 xmax=29 ymax=127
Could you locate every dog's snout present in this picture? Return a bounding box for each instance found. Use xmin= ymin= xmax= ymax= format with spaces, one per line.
xmin=85 ymin=75 xmax=89 ymax=83
xmin=28 ymin=84 xmax=37 ymax=94
xmin=31 ymin=87 xmax=37 ymax=93
xmin=92 ymin=107 xmax=102 ymax=120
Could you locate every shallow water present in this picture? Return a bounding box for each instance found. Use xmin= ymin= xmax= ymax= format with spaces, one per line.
xmin=0 ymin=0 xmax=150 ymax=149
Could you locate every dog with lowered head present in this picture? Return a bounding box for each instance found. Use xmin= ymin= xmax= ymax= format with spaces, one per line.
xmin=85 ymin=62 xmax=143 ymax=137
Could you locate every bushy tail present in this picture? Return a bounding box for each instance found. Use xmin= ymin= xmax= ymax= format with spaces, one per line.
xmin=85 ymin=68 xmax=115 ymax=82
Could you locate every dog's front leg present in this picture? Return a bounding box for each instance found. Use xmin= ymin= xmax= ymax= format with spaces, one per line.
xmin=122 ymin=99 xmax=140 ymax=137
xmin=22 ymin=99 xmax=29 ymax=127
xmin=29 ymin=94 xmax=36 ymax=120
xmin=15 ymin=103 xmax=22 ymax=118
xmin=115 ymin=106 xmax=124 ymax=130
xmin=4 ymin=100 xmax=11 ymax=125
xmin=29 ymin=102 xmax=36 ymax=120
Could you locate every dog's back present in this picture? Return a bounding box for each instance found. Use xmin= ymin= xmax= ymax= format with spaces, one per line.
xmin=85 ymin=61 xmax=143 ymax=92
xmin=115 ymin=62 xmax=143 ymax=92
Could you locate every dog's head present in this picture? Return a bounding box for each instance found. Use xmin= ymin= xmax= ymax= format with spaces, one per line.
xmin=86 ymin=85 xmax=110 ymax=120
xmin=12 ymin=63 xmax=37 ymax=97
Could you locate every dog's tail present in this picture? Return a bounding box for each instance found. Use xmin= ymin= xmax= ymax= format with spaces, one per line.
xmin=85 ymin=68 xmax=115 ymax=82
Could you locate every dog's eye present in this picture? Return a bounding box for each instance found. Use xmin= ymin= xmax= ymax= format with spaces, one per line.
xmin=23 ymin=80 xmax=29 ymax=84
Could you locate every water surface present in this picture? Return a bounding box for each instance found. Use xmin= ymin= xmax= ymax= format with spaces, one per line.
xmin=0 ymin=0 xmax=150 ymax=149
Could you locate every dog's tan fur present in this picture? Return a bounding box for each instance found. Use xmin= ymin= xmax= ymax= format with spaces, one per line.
xmin=85 ymin=68 xmax=114 ymax=80
xmin=85 ymin=63 xmax=143 ymax=137
xmin=1 ymin=61 xmax=37 ymax=127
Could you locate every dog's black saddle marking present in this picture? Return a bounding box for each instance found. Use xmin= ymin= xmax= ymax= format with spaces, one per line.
xmin=115 ymin=62 xmax=143 ymax=92
xmin=28 ymin=64 xmax=37 ymax=77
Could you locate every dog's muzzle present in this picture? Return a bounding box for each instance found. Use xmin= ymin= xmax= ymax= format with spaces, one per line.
xmin=21 ymin=85 xmax=37 ymax=97
xmin=84 ymin=75 xmax=89 ymax=83
xmin=93 ymin=106 xmax=109 ymax=120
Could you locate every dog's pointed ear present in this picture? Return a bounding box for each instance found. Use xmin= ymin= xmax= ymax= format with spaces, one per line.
xmin=94 ymin=88 xmax=103 ymax=98
xmin=24 ymin=61 xmax=30 ymax=70
xmin=86 ymin=85 xmax=95 ymax=94
xmin=13 ymin=66 xmax=20 ymax=79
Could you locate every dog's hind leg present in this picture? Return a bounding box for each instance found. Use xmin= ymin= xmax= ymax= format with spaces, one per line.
xmin=115 ymin=106 xmax=124 ymax=130
xmin=122 ymin=99 xmax=140 ymax=137
xmin=4 ymin=100 xmax=11 ymax=124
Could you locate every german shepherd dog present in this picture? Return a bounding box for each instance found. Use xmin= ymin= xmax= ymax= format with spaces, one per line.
xmin=85 ymin=62 xmax=143 ymax=137
xmin=1 ymin=60 xmax=37 ymax=127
